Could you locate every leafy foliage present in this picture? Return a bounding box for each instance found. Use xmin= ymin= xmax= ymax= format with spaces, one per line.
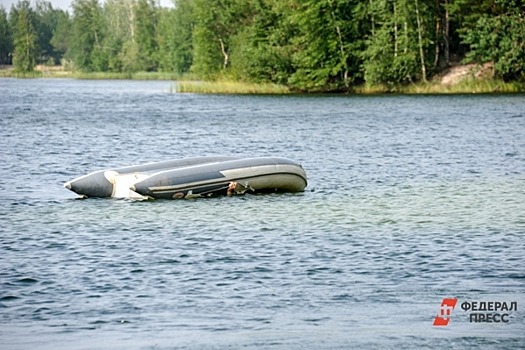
xmin=69 ymin=0 xmax=107 ymax=71
xmin=156 ymin=0 xmax=193 ymax=74
xmin=134 ymin=0 xmax=158 ymax=71
xmin=10 ymin=0 xmax=37 ymax=72
xmin=287 ymin=0 xmax=365 ymax=91
xmin=34 ymin=1 xmax=61 ymax=64
xmin=49 ymin=9 xmax=70 ymax=64
xmin=227 ymin=0 xmax=295 ymax=84
xmin=1 ymin=0 xmax=524 ymax=89
xmin=461 ymin=0 xmax=525 ymax=81
xmin=0 ymin=6 xmax=13 ymax=64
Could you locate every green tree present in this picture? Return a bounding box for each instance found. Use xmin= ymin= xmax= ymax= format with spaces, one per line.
xmin=0 ymin=6 xmax=13 ymax=64
xmin=34 ymin=1 xmax=58 ymax=64
xmin=157 ymin=1 xmax=194 ymax=74
xmin=459 ymin=0 xmax=525 ymax=81
xmin=228 ymin=0 xmax=295 ymax=85
xmin=447 ymin=0 xmax=503 ymax=60
xmin=134 ymin=0 xmax=158 ymax=71
xmin=10 ymin=0 xmax=38 ymax=72
xmin=69 ymin=0 xmax=107 ymax=71
xmin=102 ymin=0 xmax=135 ymax=72
xmin=363 ymin=0 xmax=436 ymax=85
xmin=114 ymin=0 xmax=141 ymax=72
xmin=50 ymin=9 xmax=71 ymax=65
xmin=191 ymin=0 xmax=253 ymax=78
xmin=433 ymin=0 xmax=455 ymax=67
xmin=287 ymin=0 xmax=366 ymax=91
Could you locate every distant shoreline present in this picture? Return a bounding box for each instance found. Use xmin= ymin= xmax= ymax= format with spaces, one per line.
xmin=1 ymin=64 xmax=523 ymax=95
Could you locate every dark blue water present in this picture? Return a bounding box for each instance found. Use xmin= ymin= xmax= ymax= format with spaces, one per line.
xmin=1 ymin=78 xmax=524 ymax=349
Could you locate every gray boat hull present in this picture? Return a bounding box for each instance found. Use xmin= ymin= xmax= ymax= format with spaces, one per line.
xmin=64 ymin=156 xmax=307 ymax=199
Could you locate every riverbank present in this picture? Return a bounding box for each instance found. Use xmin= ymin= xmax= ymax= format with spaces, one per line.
xmin=1 ymin=64 xmax=523 ymax=94
xmin=0 ymin=65 xmax=182 ymax=80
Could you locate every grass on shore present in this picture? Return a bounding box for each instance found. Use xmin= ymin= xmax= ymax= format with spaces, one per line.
xmin=356 ymin=78 xmax=524 ymax=94
xmin=176 ymin=78 xmax=523 ymax=94
xmin=0 ymin=66 xmax=183 ymax=80
xmin=1 ymin=64 xmax=523 ymax=94
xmin=73 ymin=71 xmax=182 ymax=80
xmin=174 ymin=80 xmax=291 ymax=94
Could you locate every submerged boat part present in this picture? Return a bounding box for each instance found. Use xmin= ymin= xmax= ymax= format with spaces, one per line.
xmin=64 ymin=156 xmax=307 ymax=200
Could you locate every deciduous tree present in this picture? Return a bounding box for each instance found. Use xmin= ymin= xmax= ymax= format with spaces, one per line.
xmin=69 ymin=0 xmax=107 ymax=71
xmin=134 ymin=0 xmax=158 ymax=71
xmin=460 ymin=0 xmax=525 ymax=81
xmin=288 ymin=0 xmax=364 ymax=91
xmin=157 ymin=1 xmax=194 ymax=74
xmin=50 ymin=9 xmax=71 ymax=64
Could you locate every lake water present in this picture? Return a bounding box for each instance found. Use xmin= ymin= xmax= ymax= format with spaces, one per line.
xmin=0 ymin=78 xmax=524 ymax=349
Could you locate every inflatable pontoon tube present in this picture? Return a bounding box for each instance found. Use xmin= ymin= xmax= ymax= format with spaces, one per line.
xmin=64 ymin=156 xmax=307 ymax=199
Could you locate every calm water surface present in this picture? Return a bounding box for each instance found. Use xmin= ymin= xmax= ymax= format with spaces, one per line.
xmin=0 ymin=79 xmax=524 ymax=349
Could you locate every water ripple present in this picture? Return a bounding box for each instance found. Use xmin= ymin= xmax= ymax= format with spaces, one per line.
xmin=0 ymin=80 xmax=524 ymax=349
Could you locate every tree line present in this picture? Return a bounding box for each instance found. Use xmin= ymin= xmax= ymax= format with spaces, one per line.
xmin=1 ymin=0 xmax=524 ymax=91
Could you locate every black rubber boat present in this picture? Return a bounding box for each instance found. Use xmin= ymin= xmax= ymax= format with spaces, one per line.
xmin=64 ymin=156 xmax=307 ymax=199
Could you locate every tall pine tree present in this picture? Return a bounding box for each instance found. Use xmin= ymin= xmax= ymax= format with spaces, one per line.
xmin=10 ymin=0 xmax=38 ymax=72
xmin=0 ymin=6 xmax=12 ymax=64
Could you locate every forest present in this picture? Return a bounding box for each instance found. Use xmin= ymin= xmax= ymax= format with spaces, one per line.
xmin=0 ymin=0 xmax=524 ymax=92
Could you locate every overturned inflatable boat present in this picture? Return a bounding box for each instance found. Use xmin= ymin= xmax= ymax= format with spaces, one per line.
xmin=64 ymin=156 xmax=307 ymax=199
